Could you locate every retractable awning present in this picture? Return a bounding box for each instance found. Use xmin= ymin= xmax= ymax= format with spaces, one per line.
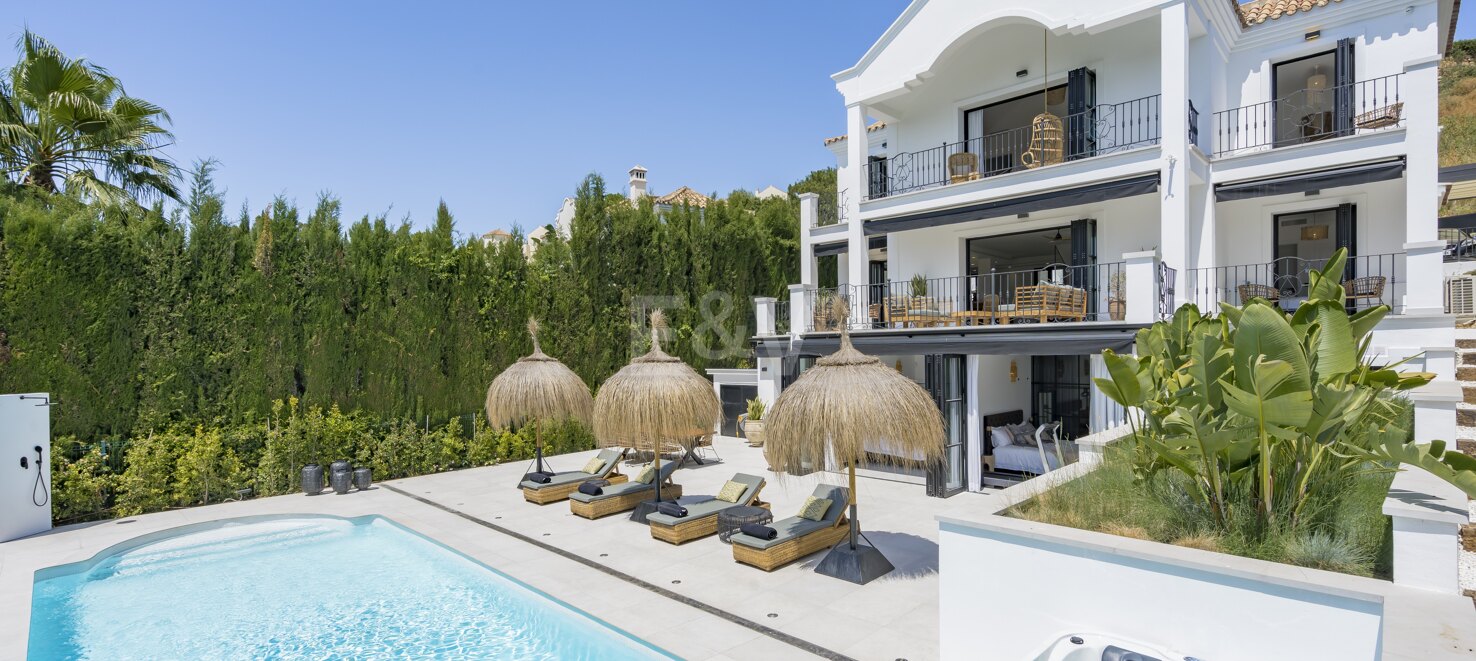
xmin=812 ymin=236 xmax=888 ymax=257
xmin=863 ymin=174 xmax=1160 ymax=236
xmin=759 ymin=324 xmax=1144 ymax=357
xmin=1215 ymin=158 xmax=1405 ymax=202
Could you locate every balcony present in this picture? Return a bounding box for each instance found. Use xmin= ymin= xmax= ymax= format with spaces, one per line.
xmin=1211 ymin=74 xmax=1403 ymax=157
xmin=793 ymin=262 xmax=1139 ymax=333
xmin=1182 ymin=253 xmax=1405 ymax=314
xmin=812 ymin=189 xmax=849 ymax=228
xmin=861 ymin=95 xmax=1162 ymax=201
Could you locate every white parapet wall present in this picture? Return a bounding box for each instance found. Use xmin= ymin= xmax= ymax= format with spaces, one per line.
xmin=938 ymin=425 xmax=1476 ymax=661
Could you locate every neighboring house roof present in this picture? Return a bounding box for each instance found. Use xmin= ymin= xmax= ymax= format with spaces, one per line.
xmin=653 ymin=186 xmax=711 ymax=208
xmin=481 ymin=229 xmax=511 ymax=239
xmin=823 ymin=121 xmax=887 ymax=146
xmin=1234 ymin=0 xmax=1342 ymax=26
xmin=755 ymin=185 xmax=787 ymax=200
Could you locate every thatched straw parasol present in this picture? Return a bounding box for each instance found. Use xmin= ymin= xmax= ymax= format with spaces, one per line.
xmin=764 ymin=298 xmax=945 ymax=584
xmin=593 ymin=309 xmax=721 ymax=522
xmin=485 ymin=318 xmax=594 ymax=483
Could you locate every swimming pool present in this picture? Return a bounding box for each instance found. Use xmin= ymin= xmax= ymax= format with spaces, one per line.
xmin=28 ymin=516 xmax=671 ymax=660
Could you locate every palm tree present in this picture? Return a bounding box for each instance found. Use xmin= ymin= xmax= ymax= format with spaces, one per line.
xmin=0 ymin=30 xmax=178 ymax=205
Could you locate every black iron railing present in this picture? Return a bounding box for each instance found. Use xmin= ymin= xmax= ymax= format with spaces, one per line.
xmin=799 ymin=262 xmax=1129 ymax=332
xmin=773 ymin=299 xmax=791 ymax=335
xmin=1440 ymin=227 xmax=1476 ymax=263
xmin=1211 ymin=74 xmax=1403 ymax=157
xmin=1183 ymin=253 xmax=1403 ymax=314
xmin=862 ymin=95 xmax=1162 ymax=200
xmin=814 ymin=189 xmax=848 ymax=227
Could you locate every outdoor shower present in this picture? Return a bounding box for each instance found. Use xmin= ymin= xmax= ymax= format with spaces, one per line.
xmin=1 ymin=393 xmax=54 ymax=543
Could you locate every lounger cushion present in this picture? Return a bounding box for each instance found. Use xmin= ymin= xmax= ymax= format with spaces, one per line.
xmin=581 ymin=457 xmax=606 ymax=474
xmin=731 ymin=516 xmax=833 ymax=550
xmin=520 ymin=472 xmax=594 ymax=490
xmin=715 ymin=480 xmax=746 ymax=503
xmin=568 ymin=480 xmax=654 ymax=503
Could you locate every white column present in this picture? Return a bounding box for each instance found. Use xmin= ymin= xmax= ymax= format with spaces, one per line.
xmin=788 ymin=283 xmax=808 ymax=335
xmin=1383 ymin=465 xmax=1470 ymax=594
xmin=754 ymin=296 xmax=776 ymax=336
xmin=757 ymin=357 xmax=782 ymax=407
xmin=845 ymin=103 xmax=870 ymax=326
xmin=1123 ymin=250 xmax=1160 ymax=323
xmin=1404 ymin=54 xmax=1444 ymax=313
xmin=798 ymin=193 xmax=819 ymax=288
xmin=1158 ymin=3 xmax=1191 ymax=307
xmin=966 ymin=355 xmax=983 ymax=492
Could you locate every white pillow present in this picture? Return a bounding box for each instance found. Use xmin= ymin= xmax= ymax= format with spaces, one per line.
xmin=990 ymin=426 xmax=1014 ymax=448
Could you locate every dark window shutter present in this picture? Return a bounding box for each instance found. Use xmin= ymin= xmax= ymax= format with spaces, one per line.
xmin=1067 ymin=68 xmax=1097 ymax=160
xmin=1334 ymin=38 xmax=1356 ymax=136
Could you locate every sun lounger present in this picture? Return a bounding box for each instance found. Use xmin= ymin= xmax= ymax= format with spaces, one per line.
xmin=648 ymin=473 xmax=768 ymax=545
xmin=520 ymin=448 xmax=628 ymax=504
xmin=568 ymin=460 xmax=682 ymax=519
xmin=730 ymin=485 xmax=850 ymax=571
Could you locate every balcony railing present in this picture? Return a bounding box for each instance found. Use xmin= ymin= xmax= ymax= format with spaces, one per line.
xmin=1188 ymin=100 xmax=1200 ymax=150
xmin=773 ymin=299 xmax=791 ymax=335
xmin=798 ymin=262 xmax=1128 ymax=332
xmin=1211 ymin=74 xmax=1403 ymax=157
xmin=1183 ymin=253 xmax=1404 ymax=314
xmin=862 ymin=95 xmax=1161 ymax=201
xmin=814 ymin=189 xmax=848 ymax=227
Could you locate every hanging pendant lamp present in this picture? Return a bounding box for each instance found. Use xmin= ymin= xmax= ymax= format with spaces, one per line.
xmin=1022 ymin=29 xmax=1064 ymax=170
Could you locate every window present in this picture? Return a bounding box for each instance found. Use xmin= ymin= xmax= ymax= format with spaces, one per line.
xmin=1273 ymin=49 xmax=1336 ymax=147
xmin=963 ymin=86 xmax=1067 ymax=175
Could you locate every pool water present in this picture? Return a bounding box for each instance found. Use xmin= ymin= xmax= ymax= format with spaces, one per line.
xmin=28 ymin=517 xmax=670 ymax=660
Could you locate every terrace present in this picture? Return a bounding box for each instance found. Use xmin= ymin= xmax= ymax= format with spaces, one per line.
xmin=0 ymin=437 xmax=963 ymax=661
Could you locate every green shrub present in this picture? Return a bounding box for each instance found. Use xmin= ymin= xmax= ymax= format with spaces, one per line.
xmin=116 ymin=431 xmax=186 ymax=515
xmin=51 ymin=439 xmax=116 ymax=524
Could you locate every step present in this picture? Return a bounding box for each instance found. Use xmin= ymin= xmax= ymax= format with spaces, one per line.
xmin=1462 ymin=439 xmax=1476 ymax=457
xmin=1459 ymin=339 xmax=1476 ymax=349
xmin=1459 ymin=367 xmax=1476 ymax=382
xmin=1460 ymin=410 xmax=1476 ymax=427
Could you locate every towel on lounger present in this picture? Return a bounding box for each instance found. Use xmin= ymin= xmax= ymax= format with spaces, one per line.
xmin=740 ymin=523 xmax=777 ymax=540
xmin=656 ymin=502 xmax=687 ymax=517
xmin=525 ymin=473 xmax=552 ymax=484
xmin=577 ymin=481 xmax=603 ymax=496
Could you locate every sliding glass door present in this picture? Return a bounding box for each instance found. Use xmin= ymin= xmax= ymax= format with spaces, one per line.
xmin=925 ymin=354 xmax=967 ymax=498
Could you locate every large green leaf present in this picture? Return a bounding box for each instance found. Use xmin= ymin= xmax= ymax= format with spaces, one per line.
xmin=1302 ymin=300 xmax=1357 ymax=378
xmin=1222 ymin=358 xmax=1313 ymax=428
xmin=1231 ymin=303 xmax=1310 ymax=392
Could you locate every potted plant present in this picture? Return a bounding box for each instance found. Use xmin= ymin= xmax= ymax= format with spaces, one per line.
xmin=742 ymin=398 xmax=766 ymax=448
xmin=1107 ymin=271 xmax=1127 ymax=321
xmin=910 ymin=273 xmax=928 ymax=298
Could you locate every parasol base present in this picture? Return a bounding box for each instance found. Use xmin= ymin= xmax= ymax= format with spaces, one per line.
xmin=814 ymin=542 xmax=894 ymax=585
xmin=627 ymin=498 xmax=675 ymax=525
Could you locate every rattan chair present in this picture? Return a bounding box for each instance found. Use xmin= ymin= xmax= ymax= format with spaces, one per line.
xmin=1343 ymin=276 xmax=1386 ymax=306
xmin=948 ymin=152 xmax=981 ymax=184
xmin=1237 ymin=283 xmax=1281 ymax=305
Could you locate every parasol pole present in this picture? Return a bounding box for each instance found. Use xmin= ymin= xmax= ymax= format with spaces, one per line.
xmin=534 ymin=418 xmax=545 ymax=475
xmin=848 ymin=458 xmax=859 ymax=550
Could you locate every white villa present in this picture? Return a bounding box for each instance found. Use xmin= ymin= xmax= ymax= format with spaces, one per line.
xmin=753 ymin=0 xmax=1460 ymax=497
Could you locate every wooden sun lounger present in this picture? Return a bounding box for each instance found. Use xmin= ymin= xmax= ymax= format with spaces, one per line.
xmin=648 ymin=474 xmax=768 ymax=545
xmin=520 ymin=448 xmax=628 ymax=504
xmin=568 ymin=461 xmax=682 ymax=519
xmin=730 ymin=485 xmax=851 ymax=572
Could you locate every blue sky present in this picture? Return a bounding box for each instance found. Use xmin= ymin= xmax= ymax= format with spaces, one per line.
xmin=8 ymin=2 xmax=908 ymax=236
xmin=8 ymin=3 xmax=1474 ymax=237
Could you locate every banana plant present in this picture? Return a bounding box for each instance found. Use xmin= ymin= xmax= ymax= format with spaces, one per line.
xmin=1095 ymin=248 xmax=1475 ymax=533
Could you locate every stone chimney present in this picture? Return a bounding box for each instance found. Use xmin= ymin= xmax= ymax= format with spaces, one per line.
xmin=628 ymin=165 xmax=648 ymax=204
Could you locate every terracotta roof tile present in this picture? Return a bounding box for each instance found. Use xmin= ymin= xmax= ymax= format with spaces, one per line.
xmin=652 ymin=186 xmax=710 ymax=208
xmin=1236 ymin=0 xmax=1343 ymax=27
xmin=823 ymin=121 xmax=887 ymax=146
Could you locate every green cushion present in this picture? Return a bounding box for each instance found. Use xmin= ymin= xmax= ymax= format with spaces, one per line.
xmin=797 ymin=496 xmax=831 ymax=521
xmin=581 ymin=457 xmax=606 ymax=474
xmin=634 ymin=464 xmax=656 ymax=484
xmin=715 ymin=480 xmax=746 ymax=503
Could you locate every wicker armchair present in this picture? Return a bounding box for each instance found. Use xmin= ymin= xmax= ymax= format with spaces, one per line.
xmin=1343 ymin=276 xmax=1386 ymax=306
xmin=948 ymin=152 xmax=981 ymax=184
xmin=1237 ymin=284 xmax=1280 ymax=305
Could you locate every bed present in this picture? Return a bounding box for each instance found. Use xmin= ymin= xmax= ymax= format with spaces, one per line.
xmin=983 ymin=410 xmax=1076 ymax=475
